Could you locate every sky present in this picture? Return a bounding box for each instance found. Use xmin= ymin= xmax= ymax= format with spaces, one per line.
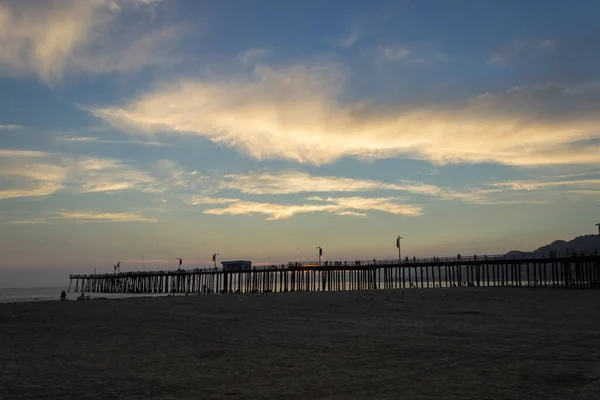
xmin=1 ymin=0 xmax=600 ymax=286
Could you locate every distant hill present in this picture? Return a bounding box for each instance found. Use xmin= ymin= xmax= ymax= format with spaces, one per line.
xmin=505 ymin=234 xmax=600 ymax=257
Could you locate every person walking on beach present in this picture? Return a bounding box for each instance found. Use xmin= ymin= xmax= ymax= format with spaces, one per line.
xmin=60 ymin=290 xmax=66 ymax=300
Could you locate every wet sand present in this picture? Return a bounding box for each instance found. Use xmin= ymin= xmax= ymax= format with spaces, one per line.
xmin=1 ymin=288 xmax=600 ymax=400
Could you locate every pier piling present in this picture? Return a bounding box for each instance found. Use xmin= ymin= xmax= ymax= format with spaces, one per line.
xmin=68 ymin=254 xmax=600 ymax=296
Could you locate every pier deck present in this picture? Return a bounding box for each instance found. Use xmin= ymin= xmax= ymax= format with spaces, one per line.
xmin=68 ymin=254 xmax=600 ymax=294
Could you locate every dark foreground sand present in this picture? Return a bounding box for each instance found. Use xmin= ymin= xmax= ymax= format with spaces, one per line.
xmin=1 ymin=288 xmax=600 ymax=400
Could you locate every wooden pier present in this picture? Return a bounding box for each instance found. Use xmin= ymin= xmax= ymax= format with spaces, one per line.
xmin=68 ymin=254 xmax=600 ymax=295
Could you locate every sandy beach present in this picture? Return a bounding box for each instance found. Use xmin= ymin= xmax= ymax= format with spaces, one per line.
xmin=1 ymin=288 xmax=599 ymax=400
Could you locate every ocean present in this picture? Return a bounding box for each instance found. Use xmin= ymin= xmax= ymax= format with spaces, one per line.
xmin=1 ymin=279 xmax=561 ymax=303
xmin=0 ymin=287 xmax=170 ymax=304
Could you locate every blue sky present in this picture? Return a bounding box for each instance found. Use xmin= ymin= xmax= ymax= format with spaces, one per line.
xmin=1 ymin=0 xmax=599 ymax=285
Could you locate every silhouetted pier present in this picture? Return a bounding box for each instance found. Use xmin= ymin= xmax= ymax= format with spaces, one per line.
xmin=68 ymin=253 xmax=600 ymax=295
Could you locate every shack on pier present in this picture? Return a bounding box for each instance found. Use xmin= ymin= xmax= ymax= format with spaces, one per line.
xmin=221 ymin=260 xmax=252 ymax=272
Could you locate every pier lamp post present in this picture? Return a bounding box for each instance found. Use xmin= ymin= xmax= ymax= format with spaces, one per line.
xmin=212 ymin=253 xmax=219 ymax=269
xmin=316 ymin=246 xmax=322 ymax=266
xmin=396 ymin=236 xmax=402 ymax=263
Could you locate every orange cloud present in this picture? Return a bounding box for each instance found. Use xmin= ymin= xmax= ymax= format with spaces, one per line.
xmin=59 ymin=211 xmax=156 ymax=223
xmin=192 ymin=196 xmax=422 ymax=220
xmin=90 ymin=63 xmax=600 ymax=167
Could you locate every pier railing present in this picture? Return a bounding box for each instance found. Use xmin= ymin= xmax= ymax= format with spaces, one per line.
xmin=68 ymin=253 xmax=600 ymax=295
xmin=287 ymin=250 xmax=600 ymax=268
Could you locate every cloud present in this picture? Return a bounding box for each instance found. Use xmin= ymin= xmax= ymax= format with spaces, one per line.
xmin=336 ymin=210 xmax=367 ymax=217
xmin=0 ymin=149 xmax=47 ymax=157
xmin=0 ymin=150 xmax=69 ymax=199
xmin=212 ymin=170 xmax=566 ymax=207
xmin=194 ymin=195 xmax=422 ymax=220
xmin=185 ymin=197 xmax=240 ymax=205
xmin=7 ymin=218 xmax=48 ymax=225
xmin=72 ymin=24 xmax=182 ymax=75
xmin=0 ymin=0 xmax=179 ymax=82
xmin=90 ymin=63 xmax=600 ymax=167
xmin=0 ymin=124 xmax=22 ymax=131
xmin=59 ymin=211 xmax=156 ymax=222
xmin=203 ymin=201 xmax=339 ymax=220
xmin=72 ymin=158 xmax=158 ymax=193
xmin=329 ymin=1 xmax=407 ymax=48
xmin=58 ymin=136 xmax=98 ymax=142
xmin=377 ymin=43 xmax=452 ymax=66
xmin=57 ymin=136 xmax=168 ymax=146
xmin=379 ymin=45 xmax=411 ymax=61
xmin=239 ymin=49 xmax=268 ymax=65
xmin=490 ymin=178 xmax=600 ymax=192
xmin=308 ymin=196 xmax=423 ymax=216
xmin=489 ymin=39 xmax=556 ymax=67
xmin=436 ymin=174 xmax=600 ymax=205
xmin=437 ymin=189 xmax=550 ymax=205
xmin=217 ymin=170 xmax=441 ymax=195
xmin=335 ymin=30 xmax=361 ymax=48
xmin=0 ymin=149 xmax=194 ymax=199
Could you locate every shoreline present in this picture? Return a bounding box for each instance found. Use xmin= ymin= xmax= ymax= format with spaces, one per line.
xmin=0 ymin=284 xmax=595 ymax=305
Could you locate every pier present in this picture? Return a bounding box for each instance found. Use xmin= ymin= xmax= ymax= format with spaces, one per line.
xmin=68 ymin=253 xmax=600 ymax=295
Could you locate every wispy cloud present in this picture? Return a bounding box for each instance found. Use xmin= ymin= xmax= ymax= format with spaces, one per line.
xmin=0 ymin=150 xmax=69 ymax=199
xmin=57 ymin=136 xmax=168 ymax=146
xmin=203 ymin=201 xmax=338 ymax=220
xmin=436 ymin=175 xmax=600 ymax=205
xmin=309 ymin=196 xmax=423 ymax=216
xmin=0 ymin=0 xmax=180 ymax=83
xmin=73 ymin=158 xmax=158 ymax=193
xmin=489 ymin=39 xmax=556 ymax=67
xmin=0 ymin=150 xmax=195 ymax=199
xmin=0 ymin=124 xmax=22 ymax=131
xmin=59 ymin=211 xmax=157 ymax=223
xmin=185 ymin=197 xmax=240 ymax=205
xmin=329 ymin=1 xmax=406 ymax=49
xmin=239 ymin=48 xmax=269 ymax=65
xmin=7 ymin=218 xmax=48 ymax=225
xmin=437 ymin=189 xmax=550 ymax=205
xmin=218 ymin=170 xmax=441 ymax=196
xmin=490 ymin=178 xmax=600 ymax=192
xmin=192 ymin=195 xmax=422 ymax=220
xmin=379 ymin=45 xmax=411 ymax=61
xmin=0 ymin=149 xmax=47 ymax=157
xmin=90 ymin=63 xmax=600 ymax=167
xmin=335 ymin=30 xmax=361 ymax=48
xmin=211 ymin=170 xmax=569 ymax=207
xmin=336 ymin=210 xmax=367 ymax=217
xmin=378 ymin=43 xmax=452 ymax=66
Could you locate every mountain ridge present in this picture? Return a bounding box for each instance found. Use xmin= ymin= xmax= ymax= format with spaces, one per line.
xmin=505 ymin=234 xmax=600 ymax=257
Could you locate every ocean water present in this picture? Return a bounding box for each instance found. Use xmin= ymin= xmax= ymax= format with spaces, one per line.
xmin=0 ymin=287 xmax=170 ymax=304
xmin=0 ymin=279 xmax=571 ymax=304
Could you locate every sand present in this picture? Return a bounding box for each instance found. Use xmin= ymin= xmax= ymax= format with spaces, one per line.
xmin=1 ymin=288 xmax=600 ymax=400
